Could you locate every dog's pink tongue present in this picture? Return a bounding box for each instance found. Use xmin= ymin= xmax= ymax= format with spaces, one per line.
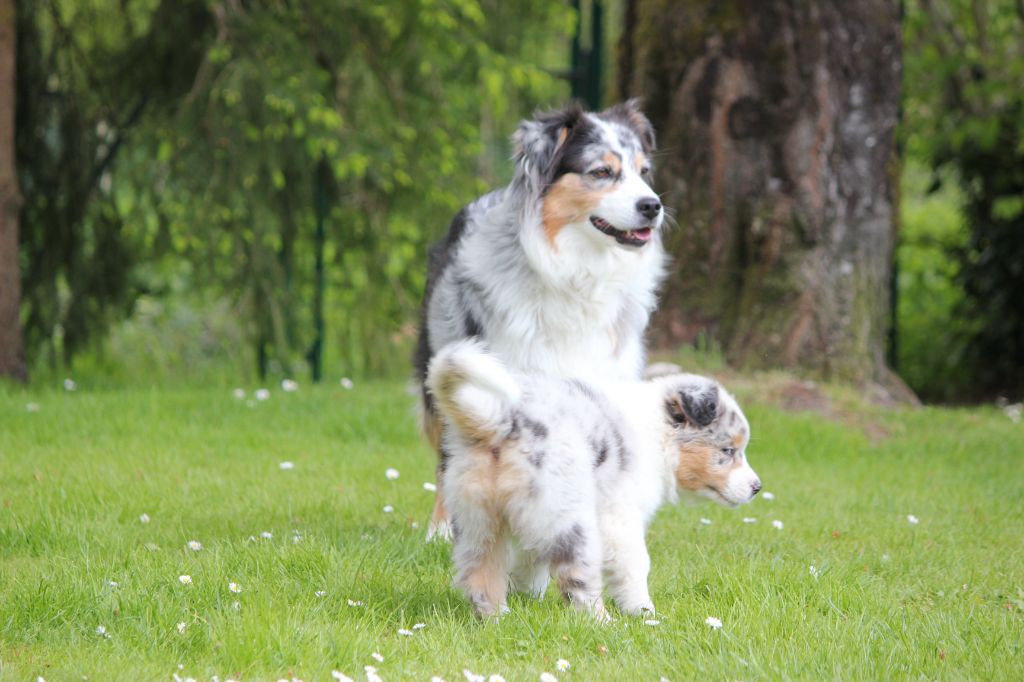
xmin=633 ymin=227 xmax=653 ymax=241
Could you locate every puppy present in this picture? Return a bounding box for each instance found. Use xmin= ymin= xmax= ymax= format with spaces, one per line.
xmin=426 ymin=340 xmax=761 ymax=620
xmin=413 ymin=100 xmax=667 ymax=540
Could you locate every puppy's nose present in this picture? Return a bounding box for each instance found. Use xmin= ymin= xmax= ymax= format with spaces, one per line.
xmin=635 ymin=197 xmax=662 ymax=220
xmin=751 ymin=480 xmax=762 ymax=496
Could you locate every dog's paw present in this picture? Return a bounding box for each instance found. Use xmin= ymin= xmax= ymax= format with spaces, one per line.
xmin=425 ymin=519 xmax=453 ymax=543
xmin=617 ymin=599 xmax=655 ymax=617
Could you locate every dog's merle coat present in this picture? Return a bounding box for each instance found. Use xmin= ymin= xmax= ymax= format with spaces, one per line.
xmin=427 ymin=340 xmax=761 ymax=619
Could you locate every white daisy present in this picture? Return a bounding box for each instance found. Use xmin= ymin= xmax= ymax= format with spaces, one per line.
xmin=177 ymin=622 xmax=187 ymax=634
xmin=397 ymin=628 xmax=414 ymax=636
xmin=383 ymin=505 xmax=394 ymax=513
xmin=340 ymin=377 xmax=354 ymax=390
xmin=423 ymin=482 xmax=437 ymax=492
xmin=705 ymin=616 xmax=723 ymax=629
xmin=347 ymin=599 xmax=364 ymax=607
xmin=95 ymin=624 xmax=109 ymax=637
xmin=539 ymin=673 xmax=558 ymax=682
xmin=232 ymin=388 xmax=246 ymax=399
xmin=260 ymin=531 xmax=273 ymax=539
xmin=187 ymin=540 xmax=202 ymax=551
xmin=488 ymin=676 xmax=506 ymax=682
xmin=462 ymin=671 xmax=484 ymax=682
xmin=771 ymin=520 xmax=784 ymax=530
xmin=315 ymin=590 xmax=327 ymax=598
xmin=178 ymin=575 xmax=193 ymax=585
xmin=64 ymin=378 xmax=77 ymax=391
xmin=255 ymin=388 xmax=270 ymax=401
xmin=107 ymin=580 xmax=119 ymax=588
xmin=331 ymin=672 xmax=353 ymax=682
xmin=431 ymin=677 xmax=447 ymax=682
xmin=699 ymin=518 xmax=712 ymax=525
xmin=907 ymin=514 xmax=919 ymax=524
xmin=412 ymin=623 xmax=426 ymax=630
xmin=229 ymin=582 xmax=242 ymax=593
xmin=139 ymin=513 xmax=151 ymax=523
xmin=281 ymin=379 xmax=299 ymax=392
xmin=644 ymin=619 xmax=660 ymax=626
xmin=743 ymin=517 xmax=757 ymax=523
xmin=385 ymin=468 xmax=400 ymax=480
xmin=371 ymin=652 xmax=384 ymax=662
xmin=762 ymin=491 xmax=775 ymax=500
xmin=556 ymin=659 xmax=571 ymax=672
xmin=278 ymin=461 xmax=295 ymax=470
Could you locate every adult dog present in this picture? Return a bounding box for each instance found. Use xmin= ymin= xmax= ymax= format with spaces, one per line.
xmin=414 ymin=100 xmax=666 ymax=540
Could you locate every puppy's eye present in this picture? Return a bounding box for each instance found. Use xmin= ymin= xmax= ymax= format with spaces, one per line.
xmin=640 ymin=166 xmax=651 ymax=177
xmin=722 ymin=447 xmax=736 ymax=458
xmin=589 ymin=167 xmax=612 ymax=179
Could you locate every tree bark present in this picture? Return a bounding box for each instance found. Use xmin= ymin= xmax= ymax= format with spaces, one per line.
xmin=620 ymin=0 xmax=912 ymax=398
xmin=0 ymin=0 xmax=26 ymax=381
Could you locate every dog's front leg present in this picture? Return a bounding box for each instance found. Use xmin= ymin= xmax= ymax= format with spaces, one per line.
xmin=602 ymin=514 xmax=655 ymax=616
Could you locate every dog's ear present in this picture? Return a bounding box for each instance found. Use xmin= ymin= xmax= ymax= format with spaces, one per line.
xmin=600 ymin=98 xmax=656 ymax=155
xmin=512 ymin=103 xmax=586 ymax=191
xmin=666 ymin=381 xmax=719 ymax=428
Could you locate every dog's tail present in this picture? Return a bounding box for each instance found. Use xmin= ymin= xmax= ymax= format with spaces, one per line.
xmin=426 ymin=339 xmax=521 ymax=442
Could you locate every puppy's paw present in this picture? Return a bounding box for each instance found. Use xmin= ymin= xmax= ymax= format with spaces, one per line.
xmin=425 ymin=520 xmax=453 ymax=543
xmin=617 ymin=599 xmax=655 ymax=617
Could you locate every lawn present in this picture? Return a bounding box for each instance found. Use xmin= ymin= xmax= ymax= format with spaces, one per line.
xmin=1 ymin=379 xmax=1022 ymax=681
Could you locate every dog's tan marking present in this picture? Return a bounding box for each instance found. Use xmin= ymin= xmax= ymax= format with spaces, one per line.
xmin=602 ymin=151 xmax=622 ymax=175
xmin=634 ymin=151 xmax=648 ymax=173
xmin=731 ymin=433 xmax=746 ymax=448
xmin=555 ymin=126 xmax=570 ymax=151
xmin=674 ymin=442 xmax=732 ymax=493
xmin=458 ymin=522 xmax=508 ymax=618
xmin=542 ymin=174 xmax=615 ymax=247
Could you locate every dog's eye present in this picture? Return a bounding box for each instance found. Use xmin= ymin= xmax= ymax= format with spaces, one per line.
xmin=722 ymin=447 xmax=736 ymax=458
xmin=640 ymin=166 xmax=651 ymax=177
xmin=589 ymin=167 xmax=612 ymax=179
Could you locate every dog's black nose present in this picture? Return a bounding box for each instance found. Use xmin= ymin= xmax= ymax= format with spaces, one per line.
xmin=751 ymin=480 xmax=762 ymax=496
xmin=636 ymin=197 xmax=661 ymax=220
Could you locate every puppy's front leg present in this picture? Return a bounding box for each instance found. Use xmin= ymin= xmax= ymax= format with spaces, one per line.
xmin=602 ymin=515 xmax=655 ymax=616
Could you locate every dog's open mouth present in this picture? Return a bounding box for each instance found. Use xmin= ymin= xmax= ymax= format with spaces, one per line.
xmin=590 ymin=216 xmax=653 ymax=247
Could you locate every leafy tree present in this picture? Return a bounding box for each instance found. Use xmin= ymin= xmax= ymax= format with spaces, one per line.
xmin=15 ymin=0 xmax=211 ymax=368
xmin=17 ymin=0 xmax=573 ymax=379
xmin=903 ymin=0 xmax=1024 ymax=399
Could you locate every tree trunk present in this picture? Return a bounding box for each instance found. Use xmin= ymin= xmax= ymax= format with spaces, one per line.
xmin=620 ymin=0 xmax=912 ymax=398
xmin=0 ymin=0 xmax=26 ymax=381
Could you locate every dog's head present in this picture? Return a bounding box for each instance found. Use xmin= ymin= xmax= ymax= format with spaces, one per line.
xmin=660 ymin=375 xmax=760 ymax=508
xmin=513 ymin=99 xmax=663 ymax=250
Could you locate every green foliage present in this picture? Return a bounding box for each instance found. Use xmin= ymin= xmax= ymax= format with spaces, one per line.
xmin=2 ymin=383 xmax=1023 ymax=678
xmin=895 ymin=163 xmax=974 ymax=402
xmin=903 ymin=0 xmax=1024 ymax=400
xmin=15 ymin=0 xmax=213 ymax=368
xmin=18 ymin=0 xmax=573 ymax=381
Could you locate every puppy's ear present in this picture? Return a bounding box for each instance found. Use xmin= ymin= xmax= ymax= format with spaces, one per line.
xmin=512 ymin=103 xmax=586 ymax=192
xmin=600 ymin=98 xmax=656 ymax=154
xmin=666 ymin=382 xmax=719 ymax=428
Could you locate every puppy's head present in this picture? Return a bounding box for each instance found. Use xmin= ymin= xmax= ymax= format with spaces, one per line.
xmin=661 ymin=375 xmax=760 ymax=508
xmin=512 ymin=99 xmax=663 ymax=250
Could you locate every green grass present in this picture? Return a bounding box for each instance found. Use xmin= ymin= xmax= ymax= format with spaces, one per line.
xmin=2 ymin=381 xmax=1023 ymax=681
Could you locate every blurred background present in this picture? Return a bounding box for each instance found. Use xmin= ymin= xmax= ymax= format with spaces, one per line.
xmin=0 ymin=0 xmax=1020 ymax=404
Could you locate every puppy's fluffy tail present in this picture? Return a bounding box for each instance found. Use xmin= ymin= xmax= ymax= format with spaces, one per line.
xmin=426 ymin=339 xmax=520 ymax=442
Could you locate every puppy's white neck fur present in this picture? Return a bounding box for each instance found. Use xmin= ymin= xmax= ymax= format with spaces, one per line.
xmin=600 ymin=380 xmax=682 ymax=520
